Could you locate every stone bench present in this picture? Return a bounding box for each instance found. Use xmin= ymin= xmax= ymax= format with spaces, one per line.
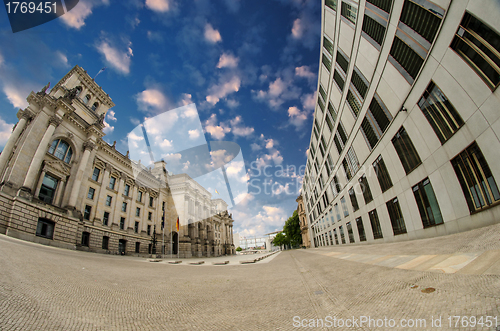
xmin=189 ymin=261 xmax=205 ymax=265
xmin=212 ymin=261 xmax=230 ymax=265
xmin=168 ymin=260 xmax=182 ymax=264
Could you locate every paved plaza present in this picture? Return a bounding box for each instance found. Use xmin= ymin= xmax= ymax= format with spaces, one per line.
xmin=1 ymin=224 xmax=500 ymax=330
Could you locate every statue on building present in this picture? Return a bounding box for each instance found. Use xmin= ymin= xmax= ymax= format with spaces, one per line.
xmin=37 ymin=82 xmax=50 ymax=96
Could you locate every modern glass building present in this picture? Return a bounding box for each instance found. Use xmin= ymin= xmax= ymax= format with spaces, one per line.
xmin=303 ymin=0 xmax=500 ymax=247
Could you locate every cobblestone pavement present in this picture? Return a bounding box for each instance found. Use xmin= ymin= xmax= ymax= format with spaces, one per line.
xmin=1 ymin=230 xmax=499 ymax=331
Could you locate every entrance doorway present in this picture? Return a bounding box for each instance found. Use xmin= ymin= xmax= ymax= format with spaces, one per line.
xmin=118 ymin=239 xmax=126 ymax=255
xmin=172 ymin=232 xmax=178 ymax=255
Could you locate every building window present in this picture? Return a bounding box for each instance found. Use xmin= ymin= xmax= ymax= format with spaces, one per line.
xmin=102 ymin=236 xmax=109 ymax=250
xmin=334 ymin=203 xmax=341 ymax=221
xmin=91 ymin=102 xmax=99 ymax=111
xmin=346 ymin=222 xmax=355 ymax=243
xmin=120 ymin=217 xmax=125 ymax=230
xmin=147 ymin=224 xmax=151 ymax=236
xmin=336 ymin=51 xmax=349 ymax=73
xmin=322 ymin=53 xmax=331 ymax=72
xmin=81 ymin=232 xmax=90 ymax=247
xmin=88 ymin=187 xmax=95 ymax=200
xmin=134 ymin=221 xmax=139 ymax=233
xmin=386 ymin=197 xmax=407 ymax=235
xmin=92 ymin=167 xmax=100 ymax=181
xmin=341 ymin=196 xmax=349 ymax=217
xmin=48 ymin=139 xmax=73 ymax=163
xmin=359 ymin=174 xmax=373 ymax=204
xmin=124 ymin=184 xmax=130 ymax=196
xmin=451 ymin=142 xmax=500 ymax=213
xmin=339 ymin=225 xmax=346 ymax=244
xmin=103 ymin=212 xmax=109 ymax=226
xmin=451 ymin=13 xmax=500 ymax=89
xmin=368 ymin=209 xmax=383 ymax=239
xmin=413 ymin=178 xmax=443 ymax=228
xmin=137 ymin=191 xmax=143 ymax=202
xmin=366 ymin=0 xmax=392 ymax=13
xmin=333 ymin=70 xmax=345 ymax=90
xmin=361 ymin=96 xmax=393 ymax=150
xmin=350 ymin=69 xmax=368 ymax=99
xmin=392 ymin=127 xmax=422 ymax=174
xmin=149 ymin=197 xmax=154 ymax=207
xmin=323 ymin=36 xmax=333 ymax=55
xmin=341 ymin=1 xmax=357 ymax=24
xmin=122 ymin=202 xmax=127 ymax=212
xmin=373 ymin=155 xmax=393 ymax=193
xmin=136 ymin=207 xmax=140 ymax=217
xmin=148 ymin=212 xmax=152 ymax=221
xmin=83 ymin=94 xmax=91 ymax=104
xmin=105 ymin=195 xmax=112 ymax=206
xmin=36 ymin=218 xmax=55 ymax=239
xmin=75 ymin=86 xmax=82 ymax=96
xmin=348 ymin=187 xmax=359 ymax=212
xmin=84 ymin=205 xmax=91 ymax=220
xmin=346 ymin=89 xmax=361 ymax=118
xmin=325 ymin=0 xmax=337 ymax=11
xmin=109 ymin=177 xmax=116 ymax=190
xmin=362 ymin=15 xmax=386 ymax=48
xmin=389 ymin=36 xmax=424 ymax=80
xmin=135 ymin=242 xmax=140 ymax=253
xmin=418 ymin=82 xmax=464 ymax=144
xmin=356 ymin=217 xmax=366 ymax=241
xmin=333 ymin=228 xmax=339 ymax=245
xmin=400 ymin=0 xmax=441 ymax=43
xmin=38 ymin=174 xmax=58 ymax=204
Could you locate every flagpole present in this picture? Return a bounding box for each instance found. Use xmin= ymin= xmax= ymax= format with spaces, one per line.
xmin=170 ymin=214 xmax=172 ymax=259
xmin=162 ymin=212 xmax=164 ymax=258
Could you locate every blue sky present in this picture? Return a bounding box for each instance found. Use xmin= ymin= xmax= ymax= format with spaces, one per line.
xmin=0 ymin=0 xmax=320 ymax=238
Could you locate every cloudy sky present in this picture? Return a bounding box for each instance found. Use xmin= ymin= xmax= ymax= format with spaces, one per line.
xmin=0 ymin=0 xmax=320 ymax=238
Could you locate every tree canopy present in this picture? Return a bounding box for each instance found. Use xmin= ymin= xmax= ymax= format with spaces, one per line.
xmin=272 ymin=209 xmax=302 ymax=249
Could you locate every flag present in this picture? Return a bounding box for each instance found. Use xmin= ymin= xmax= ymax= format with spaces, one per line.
xmin=94 ymin=67 xmax=107 ymax=80
xmin=176 ymin=217 xmax=179 ymax=232
xmin=215 ymin=189 xmax=219 ymax=195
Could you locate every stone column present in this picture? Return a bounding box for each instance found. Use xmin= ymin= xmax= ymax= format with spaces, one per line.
xmin=113 ymin=173 xmax=126 ymax=228
xmin=67 ymin=141 xmax=95 ymax=208
xmin=33 ymin=169 xmax=47 ymax=198
xmin=0 ymin=110 xmax=34 ymax=179
xmin=20 ymin=115 xmax=61 ymax=193
xmin=94 ymin=164 xmax=111 ymax=224
xmin=55 ymin=178 xmax=67 ymax=207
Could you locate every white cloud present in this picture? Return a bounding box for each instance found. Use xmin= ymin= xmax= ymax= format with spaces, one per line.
xmin=106 ymin=110 xmax=117 ymax=122
xmin=204 ymin=23 xmax=222 ymax=43
xmin=301 ymin=92 xmax=316 ymax=111
xmin=135 ymin=89 xmax=169 ymax=114
xmin=55 ymin=51 xmax=70 ymax=68
xmin=291 ymin=18 xmax=303 ymax=38
xmin=145 ymin=0 xmax=173 ymax=12
xmin=0 ymin=116 xmax=14 ymax=150
xmin=2 ymin=85 xmax=28 ymax=109
xmin=229 ymin=116 xmax=254 ymax=137
xmin=250 ymin=143 xmax=261 ymax=151
xmin=60 ymin=0 xmax=93 ymax=29
xmin=295 ymin=66 xmax=315 ymax=80
xmin=103 ymin=109 xmax=117 ymax=134
xmin=254 ymin=74 xmax=301 ymax=110
xmin=147 ymin=31 xmax=163 ymax=43
xmin=188 ymin=129 xmax=200 ymax=140
xmin=203 ymin=114 xmax=230 ymax=140
xmin=265 ymin=139 xmax=274 ymax=149
xmin=96 ymin=40 xmax=133 ymax=75
xmin=288 ymin=106 xmax=308 ymax=130
xmin=216 ymin=53 xmax=239 ymax=69
xmin=206 ymin=75 xmax=241 ymax=105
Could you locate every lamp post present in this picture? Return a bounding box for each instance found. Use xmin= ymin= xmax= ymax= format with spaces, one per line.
xmin=151 ymin=224 xmax=157 ymax=255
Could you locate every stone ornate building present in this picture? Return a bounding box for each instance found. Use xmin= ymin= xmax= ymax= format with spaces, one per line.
xmin=296 ymin=194 xmax=310 ymax=248
xmin=0 ymin=65 xmax=235 ymax=257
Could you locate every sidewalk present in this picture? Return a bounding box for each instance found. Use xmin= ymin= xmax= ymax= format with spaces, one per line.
xmin=306 ymin=222 xmax=500 ymax=274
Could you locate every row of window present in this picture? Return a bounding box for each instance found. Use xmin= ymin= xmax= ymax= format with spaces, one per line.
xmin=84 ymin=203 xmax=153 ymax=222
xmin=74 ymin=86 xmax=100 ymax=111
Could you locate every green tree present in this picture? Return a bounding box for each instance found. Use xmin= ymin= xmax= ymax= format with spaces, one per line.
xmin=272 ymin=232 xmax=287 ymax=249
xmin=283 ymin=210 xmax=302 ymax=248
xmin=236 ymin=246 xmax=242 ymax=252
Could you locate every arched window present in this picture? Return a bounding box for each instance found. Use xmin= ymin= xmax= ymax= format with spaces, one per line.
xmin=48 ymin=139 xmax=73 ymax=163
xmin=91 ymin=102 xmax=99 ymax=111
xmin=75 ymin=86 xmax=82 ymax=96
xmin=83 ymin=94 xmax=91 ymax=104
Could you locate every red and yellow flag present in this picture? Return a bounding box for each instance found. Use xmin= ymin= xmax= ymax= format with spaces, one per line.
xmin=176 ymin=217 xmax=179 ymax=232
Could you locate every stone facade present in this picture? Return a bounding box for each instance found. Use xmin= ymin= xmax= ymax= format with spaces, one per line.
xmin=0 ymin=65 xmax=235 ymax=257
xmin=296 ymin=194 xmax=310 ymax=248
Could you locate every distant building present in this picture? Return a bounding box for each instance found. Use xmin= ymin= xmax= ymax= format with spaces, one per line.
xmin=296 ymin=194 xmax=310 ymax=247
xmin=233 ymin=232 xmax=240 ymax=248
xmin=0 ymin=65 xmax=235 ymax=257
xmin=303 ymin=0 xmax=500 ymax=247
